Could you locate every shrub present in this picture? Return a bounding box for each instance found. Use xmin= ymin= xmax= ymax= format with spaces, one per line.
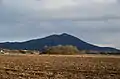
xmin=19 ymin=50 xmax=26 ymax=54
xmin=42 ymin=45 xmax=80 ymax=55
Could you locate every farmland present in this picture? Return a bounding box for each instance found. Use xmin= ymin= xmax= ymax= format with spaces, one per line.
xmin=0 ymin=54 xmax=120 ymax=79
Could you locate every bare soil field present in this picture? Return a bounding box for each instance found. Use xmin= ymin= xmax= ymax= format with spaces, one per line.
xmin=0 ymin=54 xmax=120 ymax=79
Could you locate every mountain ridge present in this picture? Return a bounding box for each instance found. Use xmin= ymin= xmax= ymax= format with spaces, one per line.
xmin=0 ymin=33 xmax=119 ymax=52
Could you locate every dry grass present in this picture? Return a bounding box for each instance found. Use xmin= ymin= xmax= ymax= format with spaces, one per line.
xmin=0 ymin=54 xmax=120 ymax=79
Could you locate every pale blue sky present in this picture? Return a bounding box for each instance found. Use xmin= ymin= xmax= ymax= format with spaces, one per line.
xmin=0 ymin=0 xmax=120 ymax=48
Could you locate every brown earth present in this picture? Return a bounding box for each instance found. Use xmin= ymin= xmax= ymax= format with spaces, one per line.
xmin=0 ymin=54 xmax=120 ymax=79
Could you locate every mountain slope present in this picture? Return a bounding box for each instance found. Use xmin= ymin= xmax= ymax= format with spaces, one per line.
xmin=0 ymin=33 xmax=119 ymax=52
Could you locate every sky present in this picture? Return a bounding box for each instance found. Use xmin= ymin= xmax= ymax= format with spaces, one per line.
xmin=0 ymin=0 xmax=120 ymax=49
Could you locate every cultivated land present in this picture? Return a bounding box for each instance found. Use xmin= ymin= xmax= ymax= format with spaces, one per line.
xmin=0 ymin=54 xmax=120 ymax=79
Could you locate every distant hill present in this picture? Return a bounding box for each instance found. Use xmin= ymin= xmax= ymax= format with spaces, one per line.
xmin=0 ymin=33 xmax=119 ymax=52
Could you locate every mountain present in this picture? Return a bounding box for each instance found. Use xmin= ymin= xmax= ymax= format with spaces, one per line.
xmin=0 ymin=33 xmax=119 ymax=52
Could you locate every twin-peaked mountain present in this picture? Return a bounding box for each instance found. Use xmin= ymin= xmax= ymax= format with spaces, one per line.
xmin=0 ymin=33 xmax=119 ymax=52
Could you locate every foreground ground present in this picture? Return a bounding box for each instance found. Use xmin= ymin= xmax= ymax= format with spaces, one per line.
xmin=0 ymin=54 xmax=120 ymax=79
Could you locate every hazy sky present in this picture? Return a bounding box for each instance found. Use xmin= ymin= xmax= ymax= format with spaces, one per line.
xmin=0 ymin=0 xmax=120 ymax=48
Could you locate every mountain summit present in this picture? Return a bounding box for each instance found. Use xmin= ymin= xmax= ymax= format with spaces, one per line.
xmin=0 ymin=33 xmax=119 ymax=52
